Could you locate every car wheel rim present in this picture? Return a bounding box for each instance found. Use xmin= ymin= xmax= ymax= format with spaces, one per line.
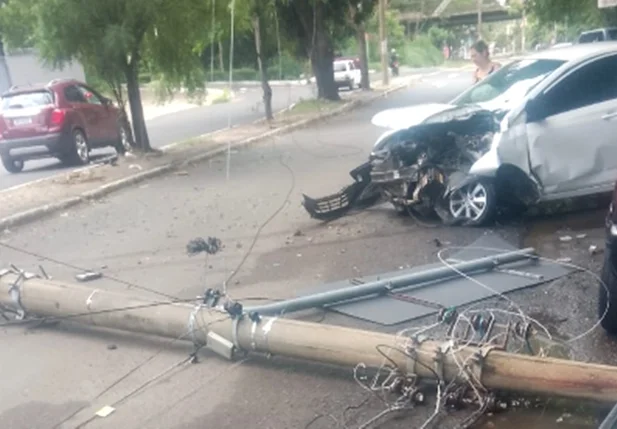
xmin=449 ymin=182 xmax=488 ymax=221
xmin=75 ymin=133 xmax=88 ymax=161
xmin=120 ymin=127 xmax=131 ymax=151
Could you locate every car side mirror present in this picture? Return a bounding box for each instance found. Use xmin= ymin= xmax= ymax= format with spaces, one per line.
xmin=525 ymin=97 xmax=546 ymax=122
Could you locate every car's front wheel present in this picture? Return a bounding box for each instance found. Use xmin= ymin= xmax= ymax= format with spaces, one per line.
xmin=447 ymin=179 xmax=497 ymax=226
xmin=1 ymin=155 xmax=24 ymax=173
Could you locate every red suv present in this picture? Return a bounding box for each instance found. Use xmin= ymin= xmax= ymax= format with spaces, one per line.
xmin=0 ymin=78 xmax=131 ymax=173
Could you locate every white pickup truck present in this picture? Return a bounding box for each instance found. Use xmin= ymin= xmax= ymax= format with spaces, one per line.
xmin=333 ymin=59 xmax=361 ymax=91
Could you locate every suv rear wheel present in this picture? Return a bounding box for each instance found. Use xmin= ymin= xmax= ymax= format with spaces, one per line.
xmin=1 ymin=156 xmax=24 ymax=173
xmin=65 ymin=129 xmax=90 ymax=165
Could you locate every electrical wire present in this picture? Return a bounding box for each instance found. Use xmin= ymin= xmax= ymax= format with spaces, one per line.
xmin=223 ymin=154 xmax=296 ymax=291
xmin=437 ymin=244 xmax=608 ymax=344
xmin=0 ymin=241 xmax=178 ymax=300
xmin=51 ymin=330 xmax=191 ymax=429
xmin=138 ymin=357 xmax=250 ymax=427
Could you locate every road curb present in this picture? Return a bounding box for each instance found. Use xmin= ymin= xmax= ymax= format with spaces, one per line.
xmin=0 ymin=80 xmax=412 ymax=231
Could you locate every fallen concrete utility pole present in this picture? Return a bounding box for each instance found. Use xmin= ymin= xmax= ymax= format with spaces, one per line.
xmin=2 ymin=271 xmax=617 ymax=403
xmin=244 ymin=247 xmax=536 ymax=315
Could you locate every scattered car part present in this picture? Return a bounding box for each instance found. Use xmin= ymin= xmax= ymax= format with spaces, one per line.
xmin=303 ymin=108 xmax=501 ymax=225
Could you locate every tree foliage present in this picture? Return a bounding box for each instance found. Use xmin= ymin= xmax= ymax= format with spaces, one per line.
xmin=0 ymin=0 xmax=211 ymax=151
xmin=276 ymin=0 xmax=375 ymax=100
xmin=526 ymin=0 xmax=617 ymax=28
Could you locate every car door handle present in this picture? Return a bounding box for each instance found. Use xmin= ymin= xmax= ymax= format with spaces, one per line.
xmin=602 ymin=112 xmax=617 ymax=120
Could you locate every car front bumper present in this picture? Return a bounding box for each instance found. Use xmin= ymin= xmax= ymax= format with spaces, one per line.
xmin=0 ymin=133 xmax=65 ymax=160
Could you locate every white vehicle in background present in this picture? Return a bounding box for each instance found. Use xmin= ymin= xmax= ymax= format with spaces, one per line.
xmin=333 ymin=59 xmax=361 ymax=91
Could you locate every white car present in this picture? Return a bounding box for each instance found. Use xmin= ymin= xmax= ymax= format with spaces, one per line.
xmin=333 ymin=59 xmax=361 ymax=91
xmin=369 ymin=42 xmax=617 ymax=225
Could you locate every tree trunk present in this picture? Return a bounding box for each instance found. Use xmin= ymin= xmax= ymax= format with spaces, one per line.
xmin=253 ymin=13 xmax=273 ymax=120
xmin=124 ymin=62 xmax=151 ymax=151
xmin=108 ymin=80 xmax=135 ymax=147
xmin=310 ymin=2 xmax=339 ymax=101
xmin=356 ymin=24 xmax=370 ymax=91
xmin=218 ymin=38 xmax=225 ymax=72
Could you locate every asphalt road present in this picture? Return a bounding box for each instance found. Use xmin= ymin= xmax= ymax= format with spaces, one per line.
xmin=0 ymin=67 xmax=451 ymax=191
xmin=1 ymin=70 xmax=611 ymax=429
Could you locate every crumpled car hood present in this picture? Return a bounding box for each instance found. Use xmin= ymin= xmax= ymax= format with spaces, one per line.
xmin=371 ymin=103 xmax=455 ymax=130
xmin=371 ymin=103 xmax=496 ymax=132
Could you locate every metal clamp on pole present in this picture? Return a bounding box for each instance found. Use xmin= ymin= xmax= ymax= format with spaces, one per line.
xmin=464 ymin=345 xmax=494 ymax=391
xmin=434 ymin=340 xmax=453 ymax=383
xmin=404 ymin=335 xmax=428 ymax=376
xmin=4 ymin=265 xmax=39 ymax=321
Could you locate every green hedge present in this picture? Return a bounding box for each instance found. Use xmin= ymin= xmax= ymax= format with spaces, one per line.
xmin=402 ymin=36 xmax=444 ymax=68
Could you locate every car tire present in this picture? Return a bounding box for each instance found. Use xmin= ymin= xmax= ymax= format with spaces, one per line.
xmin=447 ymin=179 xmax=497 ymax=226
xmin=68 ymin=129 xmax=90 ymax=165
xmin=114 ymin=123 xmax=132 ymax=155
xmin=599 ymin=249 xmax=617 ymax=335
xmin=1 ymin=155 xmax=24 ymax=173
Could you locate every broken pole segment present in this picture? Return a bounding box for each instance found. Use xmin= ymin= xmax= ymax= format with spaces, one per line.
xmin=4 ymin=270 xmax=617 ymax=403
xmin=244 ymin=247 xmax=537 ymax=315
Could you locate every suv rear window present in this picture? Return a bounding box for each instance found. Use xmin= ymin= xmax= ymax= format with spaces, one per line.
xmin=1 ymin=91 xmax=54 ymax=110
xmin=333 ymin=62 xmax=347 ymax=72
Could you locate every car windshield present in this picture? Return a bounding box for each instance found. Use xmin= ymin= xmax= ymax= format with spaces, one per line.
xmin=609 ymin=29 xmax=617 ymax=40
xmin=1 ymin=91 xmax=54 ymax=110
xmin=451 ymin=58 xmax=566 ymax=107
xmin=333 ymin=62 xmax=347 ymax=72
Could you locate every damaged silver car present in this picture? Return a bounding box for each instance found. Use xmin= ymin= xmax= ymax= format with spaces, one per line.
xmin=304 ymin=42 xmax=617 ymax=226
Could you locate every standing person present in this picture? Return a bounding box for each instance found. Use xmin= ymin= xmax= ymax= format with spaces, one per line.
xmin=470 ymin=40 xmax=501 ymax=84
xmin=389 ymin=48 xmax=400 ymax=76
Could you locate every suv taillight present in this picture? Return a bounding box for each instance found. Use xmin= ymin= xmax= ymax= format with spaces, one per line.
xmin=50 ymin=109 xmax=66 ymax=126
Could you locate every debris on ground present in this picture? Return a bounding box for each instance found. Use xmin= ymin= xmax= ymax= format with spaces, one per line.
xmin=589 ymin=245 xmax=604 ymax=256
xmin=186 ymin=237 xmax=222 ymax=256
xmin=75 ymin=271 xmax=103 ymax=282
xmin=559 ymin=235 xmax=573 ymax=243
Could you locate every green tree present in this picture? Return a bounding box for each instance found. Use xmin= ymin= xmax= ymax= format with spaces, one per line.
xmin=346 ymin=0 xmax=377 ymax=90
xmin=526 ymin=0 xmax=617 ymax=28
xmin=250 ymin=0 xmax=275 ymax=119
xmin=0 ymin=0 xmax=211 ymax=151
xmin=276 ymin=0 xmax=355 ymax=101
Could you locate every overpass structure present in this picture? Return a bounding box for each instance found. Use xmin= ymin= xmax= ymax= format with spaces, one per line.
xmin=398 ymin=0 xmax=521 ymax=27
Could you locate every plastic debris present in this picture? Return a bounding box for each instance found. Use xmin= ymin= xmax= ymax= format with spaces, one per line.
xmin=559 ymin=236 xmax=573 ymax=242
xmin=95 ymin=406 xmax=115 ymax=418
xmin=75 ymin=272 xmax=103 ymax=282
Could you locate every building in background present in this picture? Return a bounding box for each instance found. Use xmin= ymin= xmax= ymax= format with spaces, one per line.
xmin=0 ymin=44 xmax=85 ymax=94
